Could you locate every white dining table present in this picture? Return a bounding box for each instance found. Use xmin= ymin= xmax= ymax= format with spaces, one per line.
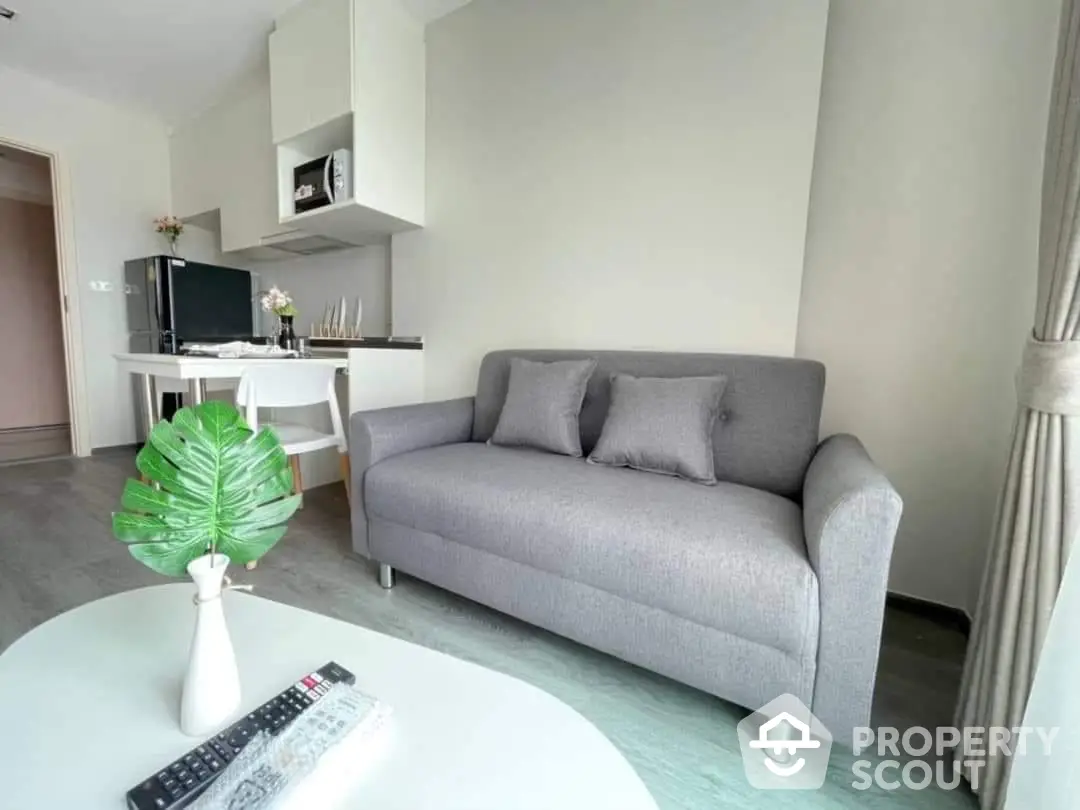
xmin=114 ymin=352 xmax=348 ymax=429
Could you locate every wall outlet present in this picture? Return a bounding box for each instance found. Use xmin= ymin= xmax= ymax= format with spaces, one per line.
xmin=89 ymin=281 xmax=114 ymax=292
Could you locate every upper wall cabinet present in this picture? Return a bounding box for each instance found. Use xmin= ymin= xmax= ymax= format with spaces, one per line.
xmin=268 ymin=0 xmax=426 ymax=243
xmin=218 ymin=76 xmax=295 ymax=254
xmin=269 ymin=0 xmax=353 ymax=144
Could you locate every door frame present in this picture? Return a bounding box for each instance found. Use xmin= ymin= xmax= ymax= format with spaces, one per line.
xmin=0 ymin=134 xmax=92 ymax=457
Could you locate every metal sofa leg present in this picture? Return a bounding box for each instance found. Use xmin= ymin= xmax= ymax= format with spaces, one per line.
xmin=378 ymin=563 xmax=396 ymax=590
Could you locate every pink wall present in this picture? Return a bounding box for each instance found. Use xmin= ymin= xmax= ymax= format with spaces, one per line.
xmin=0 ymin=195 xmax=68 ymax=428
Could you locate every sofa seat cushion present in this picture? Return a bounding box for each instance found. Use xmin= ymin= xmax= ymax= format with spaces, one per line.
xmin=366 ymin=443 xmax=819 ymax=657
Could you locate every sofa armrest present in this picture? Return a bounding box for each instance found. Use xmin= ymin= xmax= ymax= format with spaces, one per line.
xmin=349 ymin=397 xmax=475 ymax=558
xmin=802 ymin=434 xmax=902 ymax=744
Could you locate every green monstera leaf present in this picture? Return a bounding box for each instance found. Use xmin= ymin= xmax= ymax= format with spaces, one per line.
xmin=112 ymin=400 xmax=302 ymax=576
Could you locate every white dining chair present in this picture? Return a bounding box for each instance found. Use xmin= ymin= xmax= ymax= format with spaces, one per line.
xmin=235 ymin=364 xmax=349 ymax=567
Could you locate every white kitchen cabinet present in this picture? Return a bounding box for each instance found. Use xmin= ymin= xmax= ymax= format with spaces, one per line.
xmin=269 ymin=0 xmax=353 ymax=145
xmin=269 ymin=0 xmax=425 ymax=243
xmin=169 ymin=0 xmax=425 ymax=256
xmin=218 ymin=76 xmax=293 ymax=253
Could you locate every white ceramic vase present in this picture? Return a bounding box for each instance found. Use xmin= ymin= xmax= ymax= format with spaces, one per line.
xmin=180 ymin=553 xmax=241 ymax=736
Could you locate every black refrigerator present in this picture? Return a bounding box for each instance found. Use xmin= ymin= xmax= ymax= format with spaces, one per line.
xmin=125 ymin=255 xmax=256 ymax=434
xmin=125 ymin=255 xmax=256 ymax=354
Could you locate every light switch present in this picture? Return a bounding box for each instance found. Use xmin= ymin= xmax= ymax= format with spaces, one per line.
xmin=89 ymin=281 xmax=115 ymax=292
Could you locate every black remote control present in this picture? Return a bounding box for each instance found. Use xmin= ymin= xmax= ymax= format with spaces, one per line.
xmin=125 ymin=661 xmax=356 ymax=810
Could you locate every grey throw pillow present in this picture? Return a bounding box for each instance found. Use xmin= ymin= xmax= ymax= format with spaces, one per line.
xmin=489 ymin=357 xmax=598 ymax=456
xmin=587 ymin=373 xmax=727 ymax=484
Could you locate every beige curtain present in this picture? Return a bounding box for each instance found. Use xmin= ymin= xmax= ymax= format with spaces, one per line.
xmin=955 ymin=1 xmax=1080 ymax=806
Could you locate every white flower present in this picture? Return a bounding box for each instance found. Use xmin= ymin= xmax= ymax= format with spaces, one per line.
xmin=258 ymin=286 xmax=295 ymax=316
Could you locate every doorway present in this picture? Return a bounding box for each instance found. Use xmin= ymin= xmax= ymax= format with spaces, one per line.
xmin=0 ymin=145 xmax=70 ymax=461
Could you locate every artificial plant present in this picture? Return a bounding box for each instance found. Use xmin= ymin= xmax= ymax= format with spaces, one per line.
xmin=113 ymin=400 xmax=301 ymax=576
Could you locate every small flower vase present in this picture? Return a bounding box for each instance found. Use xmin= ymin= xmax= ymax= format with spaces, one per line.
xmin=278 ymin=315 xmax=297 ymax=351
xmin=168 ymin=238 xmax=180 ymax=257
xmin=180 ymin=553 xmax=241 ymax=736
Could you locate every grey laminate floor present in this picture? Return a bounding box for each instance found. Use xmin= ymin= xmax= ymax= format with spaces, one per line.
xmin=0 ymin=452 xmax=973 ymax=809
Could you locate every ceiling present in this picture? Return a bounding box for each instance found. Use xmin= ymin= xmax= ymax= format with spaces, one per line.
xmin=0 ymin=0 xmax=475 ymax=126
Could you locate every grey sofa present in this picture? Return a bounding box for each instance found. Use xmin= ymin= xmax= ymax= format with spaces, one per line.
xmin=349 ymin=350 xmax=902 ymax=740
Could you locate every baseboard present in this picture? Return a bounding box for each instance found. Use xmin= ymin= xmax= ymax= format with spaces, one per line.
xmin=91 ymin=443 xmax=139 ymax=457
xmin=886 ymin=591 xmax=972 ymax=636
xmin=0 ymin=424 xmax=71 ymax=462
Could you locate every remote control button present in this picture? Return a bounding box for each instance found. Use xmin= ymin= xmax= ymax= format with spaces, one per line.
xmin=127 ymin=663 xmax=357 ymax=810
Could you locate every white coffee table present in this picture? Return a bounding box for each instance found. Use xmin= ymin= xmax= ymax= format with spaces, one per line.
xmin=0 ymin=585 xmax=658 ymax=810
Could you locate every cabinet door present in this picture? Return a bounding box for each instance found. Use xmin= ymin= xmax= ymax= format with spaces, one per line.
xmin=269 ymin=0 xmax=353 ymax=144
xmin=220 ymin=76 xmax=292 ymax=252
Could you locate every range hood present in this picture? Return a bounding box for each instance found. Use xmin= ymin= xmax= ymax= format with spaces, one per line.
xmin=259 ymin=229 xmax=357 ymax=256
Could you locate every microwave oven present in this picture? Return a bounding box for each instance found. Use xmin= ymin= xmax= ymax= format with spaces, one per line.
xmin=293 ymin=149 xmax=352 ymax=214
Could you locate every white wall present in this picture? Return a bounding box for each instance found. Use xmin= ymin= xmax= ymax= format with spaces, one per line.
xmin=392 ymin=0 xmax=829 ymax=400
xmin=178 ymin=222 xmax=228 ymax=267
xmin=0 ymin=66 xmax=172 ymax=450
xmin=258 ymin=245 xmax=391 ymax=338
xmin=796 ymin=0 xmax=1061 ymax=612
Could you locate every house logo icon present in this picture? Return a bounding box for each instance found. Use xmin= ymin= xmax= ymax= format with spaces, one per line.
xmin=737 ymin=695 xmax=833 ymax=790
xmin=749 ymin=711 xmax=821 ymax=776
